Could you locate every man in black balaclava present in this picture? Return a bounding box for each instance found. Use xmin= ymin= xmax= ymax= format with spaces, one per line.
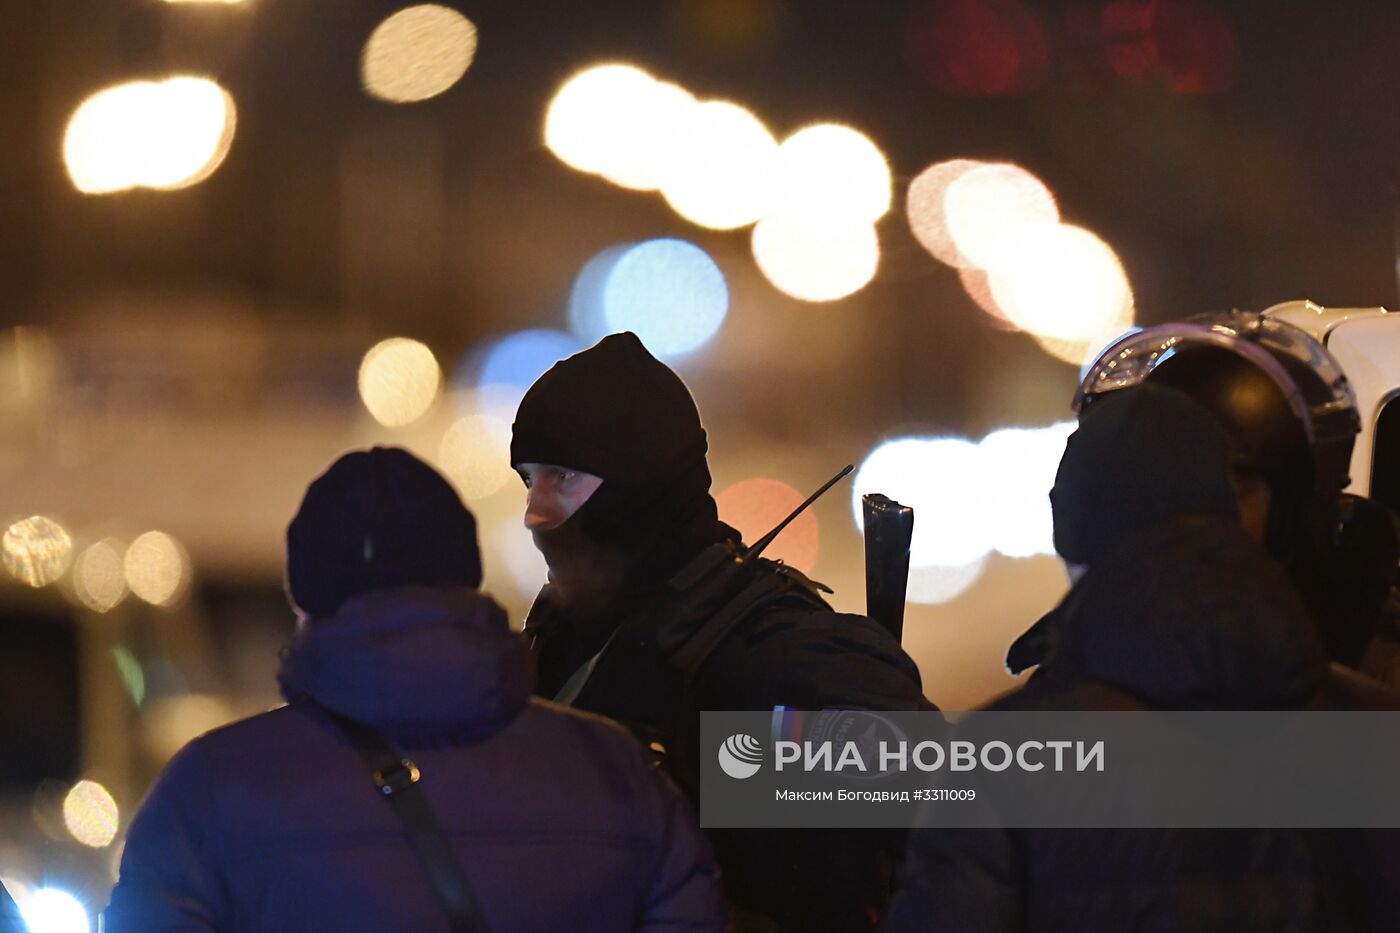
xmin=512 ymin=332 xmax=931 ymax=933
xmin=887 ymin=384 xmax=1400 ymax=933
xmin=510 ymin=330 xmax=728 ymax=693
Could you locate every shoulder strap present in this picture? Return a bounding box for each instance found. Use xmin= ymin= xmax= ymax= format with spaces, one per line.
xmin=313 ymin=704 xmax=493 ymax=933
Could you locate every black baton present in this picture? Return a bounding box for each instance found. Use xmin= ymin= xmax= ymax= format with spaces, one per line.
xmin=862 ymin=493 xmax=914 ymax=642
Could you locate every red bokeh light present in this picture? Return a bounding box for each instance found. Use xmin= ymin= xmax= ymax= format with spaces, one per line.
xmin=902 ymin=0 xmax=1051 ymax=97
xmin=1101 ymin=0 xmax=1238 ymax=94
xmin=716 ymin=477 xmax=821 ymax=574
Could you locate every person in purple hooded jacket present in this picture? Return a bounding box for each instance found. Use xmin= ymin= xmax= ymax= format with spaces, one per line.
xmin=104 ymin=446 xmax=725 ymax=933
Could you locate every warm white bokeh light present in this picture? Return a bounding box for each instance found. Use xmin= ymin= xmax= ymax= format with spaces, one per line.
xmin=358 ymin=337 xmax=442 ymax=427
xmin=715 ymin=478 xmax=820 ymax=573
xmin=2 ymin=516 xmax=73 ymax=588
xmin=1032 ymin=315 xmax=1138 ymax=368
xmin=986 ymin=223 xmax=1134 ymax=341
xmin=853 ymin=437 xmax=991 ymax=568
xmin=439 ymin=414 xmax=515 ymax=500
xmin=62 ymin=780 xmax=120 ymax=849
xmin=906 ymin=158 xmax=985 ymax=267
xmin=906 ymin=560 xmax=987 ymax=605
xmin=658 ymin=100 xmax=779 ymax=230
xmin=943 ymin=162 xmax=1059 ymax=271
xmin=64 ymin=77 xmax=236 ymax=194
xmin=75 ymin=539 xmax=128 ymax=613
xmin=770 ymin=123 xmax=892 ymax=226
xmin=977 ymin=422 xmax=1075 ymax=558
xmin=361 ymin=5 xmax=478 ymax=103
xmin=124 ymin=531 xmax=189 ymax=607
xmin=545 ymin=64 xmax=664 ymax=177
xmin=598 ymin=80 xmax=698 ymax=191
xmin=751 ymin=216 xmax=880 ymax=302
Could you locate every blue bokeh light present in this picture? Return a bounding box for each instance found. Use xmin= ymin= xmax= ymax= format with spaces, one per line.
xmin=568 ymin=243 xmax=633 ymax=345
xmin=456 ymin=329 xmax=582 ymax=414
xmin=569 ymin=239 xmax=729 ymax=359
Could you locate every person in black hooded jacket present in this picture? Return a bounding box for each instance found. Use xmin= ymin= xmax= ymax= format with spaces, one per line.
xmin=884 ymin=385 xmax=1400 ymax=933
xmin=104 ymin=447 xmax=725 ymax=933
xmin=510 ymin=332 xmax=931 ymax=932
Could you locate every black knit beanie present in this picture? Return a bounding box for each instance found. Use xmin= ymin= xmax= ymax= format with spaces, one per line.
xmin=1052 ymin=384 xmax=1241 ymax=565
xmin=510 ymin=331 xmax=710 ymax=490
xmin=286 ymin=447 xmax=482 ymax=616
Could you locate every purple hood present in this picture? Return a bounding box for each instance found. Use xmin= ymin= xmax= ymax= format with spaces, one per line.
xmin=278 ymin=585 xmax=533 ymax=742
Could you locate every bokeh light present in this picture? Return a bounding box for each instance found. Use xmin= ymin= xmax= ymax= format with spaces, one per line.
xmin=957 ymin=266 xmax=1019 ymax=331
xmin=853 ymin=437 xmax=991 ymax=568
xmin=985 ymin=223 xmax=1134 ymax=340
xmin=751 ymin=217 xmax=880 ymax=302
xmin=1102 ymin=0 xmax=1238 ymax=94
xmin=715 ymin=478 xmax=820 ymax=573
xmin=658 ymin=100 xmax=779 ymax=230
xmin=112 ymin=646 xmax=146 ymax=707
xmin=361 ymin=4 xmax=478 ymax=103
xmin=671 ymin=0 xmax=787 ymax=53
xmin=461 ymin=329 xmax=580 ymax=412
xmin=64 ymin=77 xmax=236 ymax=194
xmin=977 ymin=422 xmax=1074 ymax=558
xmin=769 ymin=123 xmax=892 ymax=226
xmin=906 ymin=158 xmax=985 ymax=267
xmin=62 ymin=780 xmax=119 ymax=849
xmin=1032 ymin=316 xmax=1138 ymax=369
xmin=0 ymin=326 xmax=59 ymax=413
xmin=943 ymin=162 xmax=1059 ymax=271
xmin=598 ymin=80 xmax=698 ymax=191
xmin=439 ymin=413 xmax=516 ymax=500
xmin=901 ymin=0 xmax=1051 ymax=97
xmin=906 ymin=560 xmax=987 ymax=605
xmin=545 ymin=64 xmax=665 ymax=177
xmin=601 ymin=239 xmax=729 ymax=357
xmin=74 ymin=539 xmax=128 ymax=613
xmin=569 ymin=243 xmax=633 ymax=344
xmin=358 ymin=337 xmax=442 ymax=427
xmin=2 ymin=516 xmax=73 ymax=588
xmin=17 ymin=888 xmax=89 ymax=933
xmin=124 ymin=531 xmax=189 ymax=607
xmin=143 ymin=694 xmax=235 ymax=762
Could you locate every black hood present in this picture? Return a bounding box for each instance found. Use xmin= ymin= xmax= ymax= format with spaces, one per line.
xmin=278 ymin=585 xmax=532 ymax=743
xmin=511 ymin=332 xmax=731 ymax=620
xmin=1047 ymin=517 xmax=1329 ymax=710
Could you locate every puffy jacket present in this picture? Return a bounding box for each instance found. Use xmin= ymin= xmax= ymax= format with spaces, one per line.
xmin=104 ymin=585 xmax=725 ymax=932
xmin=884 ymin=517 xmax=1400 ymax=933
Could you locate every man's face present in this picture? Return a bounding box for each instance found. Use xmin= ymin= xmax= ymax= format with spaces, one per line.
xmin=517 ymin=463 xmax=604 ymax=531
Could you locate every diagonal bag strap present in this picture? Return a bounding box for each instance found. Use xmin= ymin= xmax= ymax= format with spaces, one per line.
xmin=312 ymin=704 xmax=493 ymax=933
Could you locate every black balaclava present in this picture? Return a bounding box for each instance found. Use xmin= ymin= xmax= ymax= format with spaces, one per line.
xmin=511 ymin=332 xmax=733 ymax=622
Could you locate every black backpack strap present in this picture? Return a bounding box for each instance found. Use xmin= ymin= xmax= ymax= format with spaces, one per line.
xmin=312 ymin=704 xmax=492 ymax=933
xmin=669 ymin=559 xmax=832 ymax=680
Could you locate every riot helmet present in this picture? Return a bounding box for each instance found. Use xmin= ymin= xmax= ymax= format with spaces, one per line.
xmin=1076 ymin=310 xmax=1360 ymax=563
